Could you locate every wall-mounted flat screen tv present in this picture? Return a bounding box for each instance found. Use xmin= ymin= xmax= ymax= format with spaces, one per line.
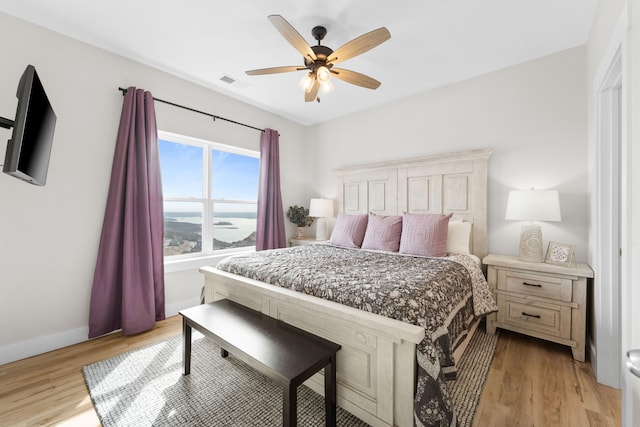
xmin=2 ymin=65 xmax=56 ymax=186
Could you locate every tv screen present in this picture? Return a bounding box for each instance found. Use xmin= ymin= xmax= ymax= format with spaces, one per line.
xmin=2 ymin=65 xmax=56 ymax=186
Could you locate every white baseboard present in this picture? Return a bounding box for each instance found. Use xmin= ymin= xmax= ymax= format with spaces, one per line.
xmin=589 ymin=338 xmax=597 ymax=376
xmin=0 ymin=298 xmax=200 ymax=366
xmin=0 ymin=325 xmax=89 ymax=365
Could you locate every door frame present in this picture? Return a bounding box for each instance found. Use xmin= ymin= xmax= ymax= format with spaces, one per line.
xmin=592 ymin=0 xmax=631 ymax=412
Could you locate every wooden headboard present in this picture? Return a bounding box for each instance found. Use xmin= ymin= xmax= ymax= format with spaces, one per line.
xmin=334 ymin=148 xmax=492 ymax=259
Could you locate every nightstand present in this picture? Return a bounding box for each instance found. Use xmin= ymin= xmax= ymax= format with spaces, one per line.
xmin=484 ymin=254 xmax=593 ymax=361
xmin=289 ymin=237 xmax=329 ymax=247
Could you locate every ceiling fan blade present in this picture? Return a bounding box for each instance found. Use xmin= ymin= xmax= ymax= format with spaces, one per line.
xmin=327 ymin=27 xmax=390 ymax=65
xmin=305 ymin=79 xmax=320 ymax=102
xmin=245 ymin=66 xmax=303 ymax=76
xmin=268 ymin=15 xmax=317 ymax=62
xmin=331 ymin=68 xmax=381 ymax=89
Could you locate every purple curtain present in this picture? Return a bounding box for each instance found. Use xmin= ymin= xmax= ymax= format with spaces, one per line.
xmin=88 ymin=87 xmax=165 ymax=338
xmin=255 ymin=128 xmax=286 ymax=250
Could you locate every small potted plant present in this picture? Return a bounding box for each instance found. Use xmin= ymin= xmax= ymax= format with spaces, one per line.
xmin=286 ymin=205 xmax=314 ymax=239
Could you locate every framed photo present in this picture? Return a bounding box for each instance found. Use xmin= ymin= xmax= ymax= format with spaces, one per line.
xmin=545 ymin=241 xmax=575 ymax=267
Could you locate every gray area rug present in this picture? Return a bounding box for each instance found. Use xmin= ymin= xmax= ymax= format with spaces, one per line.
xmin=448 ymin=326 xmax=499 ymax=427
xmin=83 ymin=325 xmax=498 ymax=426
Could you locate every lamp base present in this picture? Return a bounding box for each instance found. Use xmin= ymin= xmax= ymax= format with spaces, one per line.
xmin=518 ymin=224 xmax=544 ymax=262
xmin=316 ymin=217 xmax=328 ymax=240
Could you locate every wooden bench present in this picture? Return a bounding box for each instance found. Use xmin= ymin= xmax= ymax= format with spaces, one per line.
xmin=179 ymin=299 xmax=342 ymax=427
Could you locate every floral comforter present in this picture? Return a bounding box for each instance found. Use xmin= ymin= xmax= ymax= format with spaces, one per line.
xmin=216 ymin=244 xmax=497 ymax=426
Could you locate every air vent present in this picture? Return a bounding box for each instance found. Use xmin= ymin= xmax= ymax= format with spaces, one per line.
xmin=219 ymin=75 xmax=249 ymax=89
xmin=220 ymin=75 xmax=235 ymax=84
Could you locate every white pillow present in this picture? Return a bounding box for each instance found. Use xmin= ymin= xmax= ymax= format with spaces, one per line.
xmin=447 ymin=220 xmax=472 ymax=254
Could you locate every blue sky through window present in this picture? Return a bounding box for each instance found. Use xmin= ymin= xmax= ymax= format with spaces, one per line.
xmin=159 ymin=139 xmax=259 ymax=212
xmin=211 ymin=150 xmax=259 ymax=200
xmin=159 ymin=139 xmax=203 ymax=198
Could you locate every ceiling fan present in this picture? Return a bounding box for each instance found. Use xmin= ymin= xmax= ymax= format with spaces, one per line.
xmin=246 ymin=15 xmax=391 ymax=102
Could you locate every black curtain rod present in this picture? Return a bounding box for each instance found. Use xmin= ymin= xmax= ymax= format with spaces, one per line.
xmin=118 ymin=87 xmax=265 ymax=133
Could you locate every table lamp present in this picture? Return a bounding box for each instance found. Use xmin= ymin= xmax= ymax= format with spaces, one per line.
xmin=309 ymin=198 xmax=334 ymax=241
xmin=505 ymin=189 xmax=561 ymax=262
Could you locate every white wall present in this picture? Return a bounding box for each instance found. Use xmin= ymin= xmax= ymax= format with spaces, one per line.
xmin=0 ymin=12 xmax=308 ymax=364
xmin=307 ymin=47 xmax=589 ymax=262
xmin=0 ymin=10 xmax=595 ymax=371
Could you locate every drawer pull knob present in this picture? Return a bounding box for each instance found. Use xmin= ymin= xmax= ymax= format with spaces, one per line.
xmin=523 ymin=282 xmax=542 ymax=288
xmin=522 ymin=312 xmax=541 ymax=319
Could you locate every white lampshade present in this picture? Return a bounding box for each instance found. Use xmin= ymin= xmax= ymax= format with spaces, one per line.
xmin=505 ymin=190 xmax=561 ymax=221
xmin=309 ymin=198 xmax=334 ymax=218
xmin=505 ymin=189 xmax=561 ymax=263
xmin=309 ymin=199 xmax=334 ymax=241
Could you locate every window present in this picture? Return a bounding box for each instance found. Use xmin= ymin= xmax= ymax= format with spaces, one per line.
xmin=158 ymin=131 xmax=259 ymax=258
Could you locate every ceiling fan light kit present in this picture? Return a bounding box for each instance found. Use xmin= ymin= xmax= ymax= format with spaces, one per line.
xmin=299 ymin=73 xmax=315 ymax=93
xmin=246 ymin=15 xmax=390 ymax=102
xmin=316 ymin=66 xmax=331 ymax=83
xmin=320 ymin=78 xmax=334 ymax=94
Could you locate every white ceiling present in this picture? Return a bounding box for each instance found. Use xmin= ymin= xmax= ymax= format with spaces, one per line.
xmin=0 ymin=0 xmax=598 ymax=126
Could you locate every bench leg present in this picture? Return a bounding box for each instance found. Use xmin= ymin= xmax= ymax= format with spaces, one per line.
xmin=182 ymin=316 xmax=192 ymax=376
xmin=324 ymin=355 xmax=337 ymax=427
xmin=283 ymin=383 xmax=297 ymax=427
xmin=221 ymin=348 xmax=229 ymax=358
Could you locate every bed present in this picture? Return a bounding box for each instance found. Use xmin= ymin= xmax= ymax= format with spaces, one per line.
xmin=200 ymin=148 xmax=496 ymax=427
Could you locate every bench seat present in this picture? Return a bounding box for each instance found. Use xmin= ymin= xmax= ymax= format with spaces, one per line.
xmin=180 ymin=299 xmax=342 ymax=427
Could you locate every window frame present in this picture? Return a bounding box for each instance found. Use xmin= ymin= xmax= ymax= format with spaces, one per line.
xmin=158 ymin=130 xmax=259 ymax=269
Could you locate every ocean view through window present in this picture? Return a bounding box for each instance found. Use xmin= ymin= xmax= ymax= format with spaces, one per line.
xmin=159 ymin=131 xmax=259 ymax=258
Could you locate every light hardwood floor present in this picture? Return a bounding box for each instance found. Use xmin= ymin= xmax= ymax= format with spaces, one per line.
xmin=474 ymin=330 xmax=621 ymax=426
xmin=0 ymin=316 xmax=621 ymax=427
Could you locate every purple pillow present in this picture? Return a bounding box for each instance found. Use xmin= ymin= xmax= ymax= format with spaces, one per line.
xmin=361 ymin=213 xmax=403 ymax=252
xmin=399 ymin=212 xmax=453 ymax=257
xmin=329 ymin=213 xmax=368 ymax=248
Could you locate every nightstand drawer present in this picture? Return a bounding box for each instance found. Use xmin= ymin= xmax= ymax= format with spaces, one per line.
xmin=498 ymin=269 xmax=572 ymax=302
xmin=497 ymin=294 xmax=571 ymax=339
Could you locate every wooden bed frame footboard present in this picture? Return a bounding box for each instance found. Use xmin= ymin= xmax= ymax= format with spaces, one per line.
xmin=200 ymin=266 xmax=424 ymax=427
